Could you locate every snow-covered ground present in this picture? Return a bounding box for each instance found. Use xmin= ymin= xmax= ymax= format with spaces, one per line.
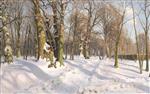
xmin=0 ymin=56 xmax=150 ymax=94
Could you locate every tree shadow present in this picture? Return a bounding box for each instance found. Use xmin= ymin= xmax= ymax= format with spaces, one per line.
xmin=121 ymin=62 xmax=138 ymax=69
xmin=15 ymin=59 xmax=52 ymax=81
xmin=65 ymin=60 xmax=112 ymax=81
xmin=53 ymin=81 xmax=77 ymax=94
xmin=1 ymin=59 xmax=54 ymax=93
xmin=134 ymin=83 xmax=150 ymax=93
xmin=102 ymin=65 xmax=139 ymax=79
xmin=4 ymin=64 xmax=32 ymax=73
xmin=120 ymin=66 xmax=139 ymax=74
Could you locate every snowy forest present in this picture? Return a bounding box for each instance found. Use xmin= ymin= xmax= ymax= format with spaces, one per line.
xmin=0 ymin=0 xmax=150 ymax=94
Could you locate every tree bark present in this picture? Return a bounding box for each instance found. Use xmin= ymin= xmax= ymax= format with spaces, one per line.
xmin=145 ymin=31 xmax=149 ymax=71
xmin=131 ymin=1 xmax=142 ymax=73
xmin=32 ymin=0 xmax=46 ymax=60
xmin=114 ymin=40 xmax=119 ymax=68
xmin=16 ymin=23 xmax=21 ymax=57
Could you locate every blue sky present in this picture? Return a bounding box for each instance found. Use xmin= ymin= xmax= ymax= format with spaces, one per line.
xmin=124 ymin=1 xmax=150 ymax=42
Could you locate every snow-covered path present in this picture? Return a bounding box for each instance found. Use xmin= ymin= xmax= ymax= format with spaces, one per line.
xmin=0 ymin=57 xmax=150 ymax=94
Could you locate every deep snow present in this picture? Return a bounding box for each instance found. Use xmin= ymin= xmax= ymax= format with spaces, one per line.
xmin=0 ymin=56 xmax=150 ymax=94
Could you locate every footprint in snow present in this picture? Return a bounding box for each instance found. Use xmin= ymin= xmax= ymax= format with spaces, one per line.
xmin=89 ymin=89 xmax=97 ymax=93
xmin=72 ymin=71 xmax=76 ymax=74
xmin=120 ymin=84 xmax=125 ymax=88
xmin=42 ymin=87 xmax=46 ymax=90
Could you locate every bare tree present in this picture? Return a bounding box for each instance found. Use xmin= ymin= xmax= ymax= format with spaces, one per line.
xmin=114 ymin=2 xmax=127 ymax=68
xmin=98 ymin=4 xmax=120 ymax=58
xmin=70 ymin=0 xmax=79 ymax=60
xmin=131 ymin=0 xmax=143 ymax=73
xmin=82 ymin=0 xmax=101 ymax=59
xmin=138 ymin=0 xmax=150 ymax=71
xmin=68 ymin=8 xmax=88 ymax=59
xmin=14 ymin=2 xmax=23 ymax=57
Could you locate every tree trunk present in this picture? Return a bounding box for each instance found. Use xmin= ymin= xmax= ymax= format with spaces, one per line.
xmin=83 ymin=40 xmax=89 ymax=59
xmin=51 ymin=1 xmax=59 ymax=60
xmin=16 ymin=26 xmax=21 ymax=57
xmin=114 ymin=41 xmax=119 ymax=68
xmin=65 ymin=44 xmax=68 ymax=59
xmin=70 ymin=43 xmax=74 ymax=60
xmin=145 ymin=32 xmax=149 ymax=71
xmin=33 ymin=0 xmax=46 ymax=60
xmin=2 ymin=14 xmax=13 ymax=63
xmin=0 ymin=32 xmax=2 ymax=64
xmin=9 ymin=18 xmax=15 ymax=56
xmin=132 ymin=1 xmax=142 ymax=73
xmin=51 ymin=1 xmax=66 ymax=66
xmin=132 ymin=2 xmax=143 ymax=74
xmin=58 ymin=23 xmax=64 ymax=66
xmin=104 ymin=38 xmax=110 ymax=57
xmin=24 ymin=25 xmax=29 ymax=60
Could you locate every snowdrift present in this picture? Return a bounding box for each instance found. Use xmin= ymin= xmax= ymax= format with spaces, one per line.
xmin=1 ymin=56 xmax=150 ymax=94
